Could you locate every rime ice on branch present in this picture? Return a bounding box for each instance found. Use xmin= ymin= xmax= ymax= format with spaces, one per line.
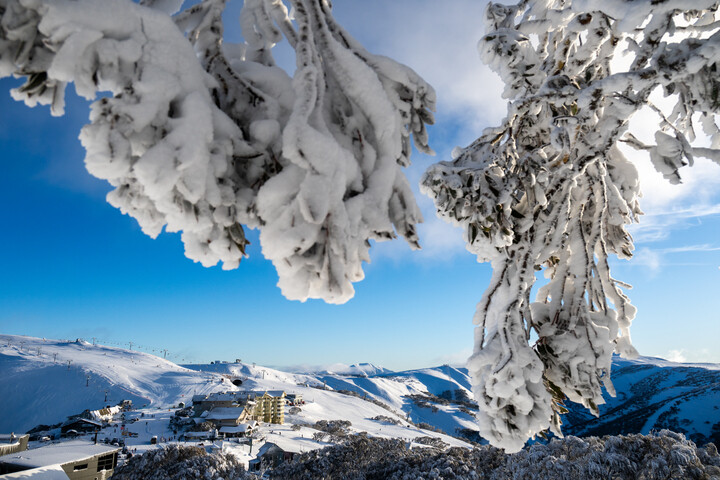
xmin=422 ymin=0 xmax=720 ymax=452
xmin=0 ymin=0 xmax=435 ymax=304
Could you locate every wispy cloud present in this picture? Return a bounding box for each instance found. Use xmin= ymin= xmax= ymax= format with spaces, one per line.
xmin=666 ymin=349 xmax=687 ymax=363
xmin=370 ymin=212 xmax=469 ymax=265
xmin=335 ymin=0 xmax=506 ymax=145
xmin=431 ymin=347 xmax=473 ymax=368
xmin=659 ymin=348 xmax=720 ymax=364
xmin=629 ymin=203 xmax=720 ymax=244
xmin=660 ymin=244 xmax=720 ymax=254
xmin=625 ymin=243 xmax=720 ymax=274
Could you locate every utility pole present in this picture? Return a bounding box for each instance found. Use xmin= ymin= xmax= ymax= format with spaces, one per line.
xmin=161 ymin=349 xmax=168 ymax=359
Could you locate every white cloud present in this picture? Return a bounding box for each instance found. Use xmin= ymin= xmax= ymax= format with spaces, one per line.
xmin=621 ymin=243 xmax=720 ymax=274
xmin=369 ymin=212 xmax=469 ymax=265
xmin=632 ymin=247 xmax=661 ymax=273
xmin=334 ymin=0 xmax=507 ymax=142
xmin=666 ymin=349 xmax=687 ymax=363
xmin=431 ymin=347 xmax=473 ymax=368
xmin=661 ymin=348 xmax=720 ymax=364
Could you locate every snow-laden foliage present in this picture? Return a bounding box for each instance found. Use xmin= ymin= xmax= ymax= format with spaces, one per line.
xmin=112 ymin=444 xmax=258 ymax=480
xmin=0 ymin=0 xmax=434 ymax=303
xmin=270 ymin=430 xmax=720 ymax=480
xmin=421 ymin=0 xmax=720 ymax=452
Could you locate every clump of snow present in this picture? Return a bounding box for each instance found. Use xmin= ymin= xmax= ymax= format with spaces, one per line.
xmin=422 ymin=0 xmax=720 ymax=452
xmin=0 ymin=0 xmax=435 ymax=304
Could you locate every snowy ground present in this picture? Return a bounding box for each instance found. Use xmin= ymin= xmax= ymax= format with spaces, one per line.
xmin=0 ymin=334 xmax=474 ymax=469
xmin=4 ymin=333 xmax=719 ymax=467
xmin=0 ymin=335 xmax=238 ymax=432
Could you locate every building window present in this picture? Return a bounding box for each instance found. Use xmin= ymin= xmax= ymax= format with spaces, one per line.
xmin=73 ymin=464 xmax=88 ymax=471
xmin=97 ymin=453 xmax=117 ymax=472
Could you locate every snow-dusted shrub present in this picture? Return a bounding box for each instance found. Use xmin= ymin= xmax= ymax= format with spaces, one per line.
xmin=270 ymin=431 xmax=720 ymax=480
xmin=421 ymin=0 xmax=720 ymax=451
xmin=412 ymin=436 xmax=449 ymax=450
xmin=0 ymin=0 xmax=434 ymax=304
xmin=416 ymin=422 xmax=445 ymax=434
xmin=311 ymin=419 xmax=352 ymax=442
xmin=336 ymin=389 xmax=394 ymax=412
xmin=370 ymin=415 xmax=400 ymax=426
xmin=112 ymin=444 xmax=256 ymax=480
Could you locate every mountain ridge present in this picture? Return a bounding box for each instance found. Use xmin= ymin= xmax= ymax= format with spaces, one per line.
xmin=2 ymin=334 xmax=719 ymax=446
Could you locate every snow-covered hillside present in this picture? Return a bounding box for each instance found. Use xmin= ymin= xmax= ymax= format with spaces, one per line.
xmin=286 ymin=363 xmax=394 ymax=377
xmin=183 ymin=362 xmax=479 ymax=438
xmin=562 ymin=355 xmax=720 ymax=445
xmin=0 ymin=335 xmax=237 ymax=432
xmin=3 ymin=334 xmax=720 ymax=449
xmin=0 ymin=335 xmax=471 ymax=452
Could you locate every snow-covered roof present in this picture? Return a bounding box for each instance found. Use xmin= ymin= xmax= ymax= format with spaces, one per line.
xmin=62 ymin=418 xmax=102 ymax=427
xmin=0 ymin=440 xmax=119 ymax=468
xmin=202 ymin=407 xmax=247 ymax=420
xmin=256 ymin=440 xmax=301 ymax=456
xmin=0 ymin=464 xmax=68 ymax=479
xmin=242 ymin=390 xmax=285 ymax=398
xmin=200 ymin=392 xmax=239 ymax=402
xmin=263 ymin=390 xmax=286 ymax=398
xmin=219 ymin=423 xmax=255 ymax=434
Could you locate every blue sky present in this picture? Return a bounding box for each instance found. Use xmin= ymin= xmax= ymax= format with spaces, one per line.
xmin=1 ymin=1 xmax=719 ymax=370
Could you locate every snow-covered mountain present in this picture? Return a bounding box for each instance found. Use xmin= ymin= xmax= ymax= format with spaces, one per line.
xmin=182 ymin=361 xmax=479 ymax=438
xmin=0 ymin=335 xmax=473 ymax=449
xmin=3 ymin=334 xmax=719 ymax=448
xmin=0 ymin=335 xmax=237 ymax=432
xmin=562 ymin=355 xmax=720 ymax=446
xmin=282 ymin=362 xmax=394 ymax=377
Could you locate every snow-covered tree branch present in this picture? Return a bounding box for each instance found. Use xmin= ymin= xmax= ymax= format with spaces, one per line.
xmin=422 ymin=0 xmax=720 ymax=452
xmin=4 ymin=0 xmax=720 ymax=455
xmin=0 ymin=0 xmax=434 ymax=303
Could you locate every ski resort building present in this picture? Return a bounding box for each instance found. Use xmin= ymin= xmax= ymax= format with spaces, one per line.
xmin=191 ymin=392 xmax=239 ymax=415
xmin=219 ymin=421 xmax=257 ymax=438
xmin=0 ymin=440 xmax=119 ymax=479
xmin=247 ymin=391 xmax=285 ymax=424
xmin=192 ymin=390 xmax=286 ymax=424
xmin=200 ymin=407 xmax=252 ymax=427
xmin=61 ymin=419 xmax=103 ymax=436
xmin=248 ymin=441 xmax=300 ymax=471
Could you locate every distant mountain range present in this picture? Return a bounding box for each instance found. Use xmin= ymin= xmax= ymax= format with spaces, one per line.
xmin=561 ymin=356 xmax=720 ymax=446
xmin=2 ymin=334 xmax=719 ymax=446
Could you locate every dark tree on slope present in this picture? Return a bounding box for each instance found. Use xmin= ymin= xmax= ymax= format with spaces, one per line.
xmin=421 ymin=0 xmax=720 ymax=451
